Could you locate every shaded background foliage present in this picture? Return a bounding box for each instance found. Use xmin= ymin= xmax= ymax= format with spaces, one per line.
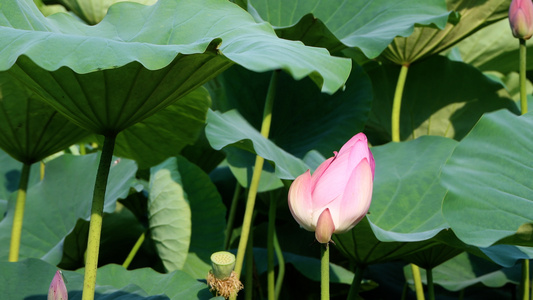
xmin=3 ymin=0 xmax=533 ymax=299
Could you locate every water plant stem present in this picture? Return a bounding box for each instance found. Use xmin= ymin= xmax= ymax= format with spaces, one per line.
xmin=427 ymin=268 xmax=434 ymax=300
xmin=244 ymin=224 xmax=254 ymax=300
xmin=82 ymin=134 xmax=116 ymax=300
xmin=347 ymin=265 xmax=366 ymax=300
xmin=321 ymin=244 xmax=330 ymax=300
xmin=224 ymin=183 xmax=242 ymax=250
xmin=122 ymin=231 xmax=146 ymax=269
xmin=520 ymin=38 xmax=528 ymax=115
xmin=267 ymin=193 xmax=277 ymax=300
xmin=8 ymin=163 xmax=30 ymax=262
xmin=519 ymin=38 xmax=530 ymax=300
xmin=233 ymin=70 xmax=279 ymax=278
xmin=391 ymin=64 xmax=409 ymax=142
xmin=273 ymin=232 xmax=284 ymax=299
xmin=522 ymin=259 xmax=529 ymax=300
xmin=411 ymin=264 xmax=425 ymax=300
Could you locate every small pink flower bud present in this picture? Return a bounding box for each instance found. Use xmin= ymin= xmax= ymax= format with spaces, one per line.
xmin=48 ymin=270 xmax=68 ymax=300
xmin=288 ymin=133 xmax=374 ymax=244
xmin=509 ymin=0 xmax=533 ymax=39
xmin=315 ymin=209 xmax=335 ymax=244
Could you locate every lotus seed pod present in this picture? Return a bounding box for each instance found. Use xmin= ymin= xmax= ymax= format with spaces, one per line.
xmin=211 ymin=251 xmax=236 ymax=280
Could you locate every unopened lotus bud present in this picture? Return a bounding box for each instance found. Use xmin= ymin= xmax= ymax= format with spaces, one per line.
xmin=509 ymin=0 xmax=533 ymax=39
xmin=48 ymin=270 xmax=68 ymax=300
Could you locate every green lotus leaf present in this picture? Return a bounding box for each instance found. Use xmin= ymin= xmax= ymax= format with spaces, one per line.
xmin=0 ymin=153 xmax=137 ymax=261
xmin=441 ymin=110 xmax=533 ymax=247
xmin=406 ymin=252 xmax=521 ymax=292
xmin=60 ymin=0 xmax=157 ymax=24
xmin=0 ymin=258 xmax=213 ymax=299
xmin=247 ymin=0 xmax=451 ymax=58
xmin=382 ymin=0 xmax=509 ymax=64
xmin=149 ymin=158 xmax=192 ymax=272
xmin=364 ymin=56 xmax=518 ymax=145
xmin=0 ymin=74 xmax=89 ymax=164
xmin=367 ymin=136 xmax=457 ymax=242
xmin=1 ymin=0 xmax=351 ymax=134
xmin=109 ymin=87 xmax=211 ymax=169
xmin=334 ymin=217 xmax=438 ymax=266
xmin=205 ymin=109 xmax=308 ymax=180
xmin=208 ymin=64 xmax=372 ymax=158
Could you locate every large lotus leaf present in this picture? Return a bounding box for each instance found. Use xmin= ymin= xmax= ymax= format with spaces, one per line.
xmin=0 ymin=258 xmax=213 ymax=299
xmin=454 ymin=18 xmax=533 ymax=73
xmin=382 ymin=0 xmax=509 ymax=64
xmin=0 ymin=153 xmax=137 ymax=261
xmin=405 ymin=252 xmax=521 ymax=292
xmin=1 ymin=0 xmax=351 ymax=135
xmin=172 ymin=156 xmax=226 ymax=278
xmin=247 ymin=0 xmax=451 ymax=58
xmin=208 ymin=64 xmax=372 ymax=158
xmin=402 ymin=244 xmax=463 ymax=270
xmin=0 ymin=73 xmax=89 ymax=164
xmin=366 ymin=136 xmax=457 ymax=242
xmin=60 ymin=0 xmax=157 ymax=25
xmin=148 ymin=156 xmax=226 ymax=277
xmin=441 ymin=110 xmax=533 ymax=247
xmin=107 ymin=87 xmax=211 ymax=169
xmin=149 ymin=158 xmax=191 ymax=272
xmin=334 ymin=217 xmax=438 ymax=266
xmin=364 ymin=55 xmax=519 ymax=145
xmin=205 ymin=109 xmax=308 ymax=180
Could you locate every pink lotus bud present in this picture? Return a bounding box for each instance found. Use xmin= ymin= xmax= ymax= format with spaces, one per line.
xmin=48 ymin=270 xmax=68 ymax=300
xmin=288 ymin=133 xmax=374 ymax=244
xmin=509 ymin=0 xmax=533 ymax=39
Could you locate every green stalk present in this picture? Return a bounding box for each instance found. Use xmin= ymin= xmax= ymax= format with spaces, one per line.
xmin=244 ymin=224 xmax=254 ymax=300
xmin=347 ymin=265 xmax=366 ymax=300
xmin=233 ymin=70 xmax=279 ymax=278
xmin=267 ymin=193 xmax=277 ymax=300
xmin=8 ymin=163 xmax=31 ymax=262
xmin=224 ymin=183 xmax=242 ymax=250
xmin=82 ymin=134 xmax=116 ymax=300
xmin=392 ymin=63 xmax=424 ymax=300
xmin=273 ymin=232 xmax=284 ymax=299
xmin=522 ymin=259 xmax=530 ymax=300
xmin=321 ymin=243 xmax=330 ymax=300
xmin=391 ymin=64 xmax=409 ymax=142
xmin=519 ymin=38 xmax=530 ymax=300
xmin=122 ymin=231 xmax=146 ymax=269
xmin=411 ymin=264 xmax=425 ymax=300
xmin=427 ymin=268 xmax=434 ymax=300
xmin=520 ymin=38 xmax=528 ymax=115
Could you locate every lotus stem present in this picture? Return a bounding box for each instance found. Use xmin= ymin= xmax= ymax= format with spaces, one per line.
xmin=427 ymin=268 xmax=434 ymax=300
xmin=347 ymin=265 xmax=366 ymax=300
xmin=8 ymin=162 xmax=31 ymax=262
xmin=224 ymin=183 xmax=242 ymax=250
xmin=522 ymin=259 xmax=530 ymax=300
xmin=321 ymin=243 xmax=330 ymax=300
xmin=233 ymin=70 xmax=279 ymax=278
xmin=274 ymin=231 xmax=284 ymax=299
xmin=411 ymin=264 xmax=425 ymax=300
xmin=122 ymin=231 xmax=146 ymax=269
xmin=392 ymin=64 xmax=409 ymax=142
xmin=244 ymin=222 xmax=255 ymax=300
xmin=82 ymin=134 xmax=116 ymax=300
xmin=520 ymin=38 xmax=528 ymax=115
xmin=267 ymin=193 xmax=277 ymax=300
